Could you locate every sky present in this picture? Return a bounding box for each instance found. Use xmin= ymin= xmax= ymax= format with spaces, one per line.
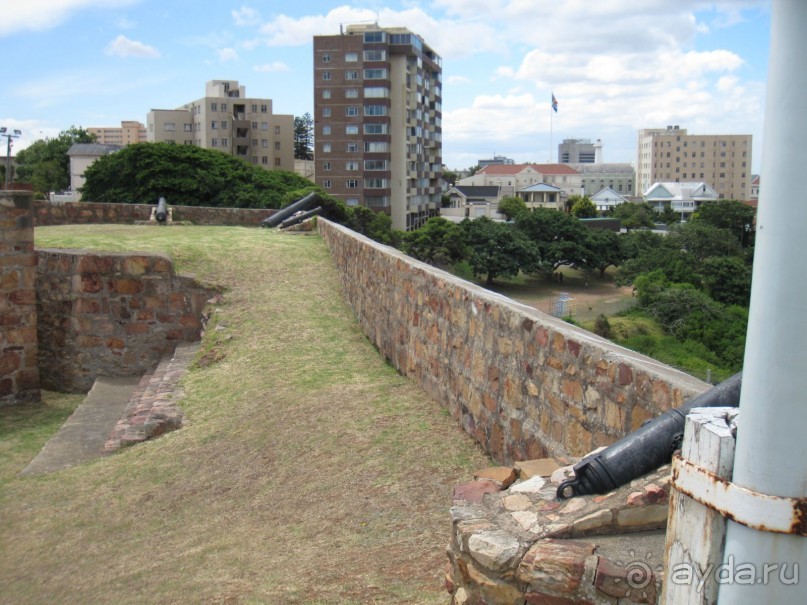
xmin=1 ymin=1 xmax=770 ymax=172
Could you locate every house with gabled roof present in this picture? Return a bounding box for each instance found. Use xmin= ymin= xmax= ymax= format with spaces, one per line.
xmin=643 ymin=181 xmax=718 ymax=220
xmin=517 ymin=183 xmax=565 ymax=210
xmin=591 ymin=187 xmax=628 ymax=212
xmin=440 ymin=185 xmax=502 ymax=221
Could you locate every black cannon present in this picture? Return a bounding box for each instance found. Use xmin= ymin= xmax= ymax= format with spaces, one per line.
xmin=155 ymin=197 xmax=169 ymax=223
xmin=261 ymin=192 xmax=321 ymax=228
xmin=556 ymin=371 xmax=742 ymax=500
xmin=280 ymin=206 xmax=323 ymax=229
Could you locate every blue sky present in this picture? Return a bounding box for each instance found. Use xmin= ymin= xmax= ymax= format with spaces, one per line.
xmin=2 ymin=1 xmax=770 ymax=171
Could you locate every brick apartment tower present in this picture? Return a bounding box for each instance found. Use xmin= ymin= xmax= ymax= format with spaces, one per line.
xmin=0 ymin=190 xmax=40 ymax=406
xmin=313 ymin=24 xmax=443 ymax=231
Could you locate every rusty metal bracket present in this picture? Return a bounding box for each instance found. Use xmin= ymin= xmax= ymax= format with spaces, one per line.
xmin=671 ymin=453 xmax=807 ymax=536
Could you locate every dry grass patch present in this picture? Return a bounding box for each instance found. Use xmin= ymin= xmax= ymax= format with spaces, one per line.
xmin=1 ymin=225 xmax=489 ymax=604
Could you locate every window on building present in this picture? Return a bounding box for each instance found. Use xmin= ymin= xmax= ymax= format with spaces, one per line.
xmin=323 ymin=107 xmax=331 ymax=117
xmin=323 ymin=89 xmax=332 ymax=99
xmin=322 ymin=162 xmax=331 ymax=170
xmin=164 ymin=122 xmax=176 ymax=131
xmin=323 ymin=143 xmax=331 ymax=153
xmin=323 ymin=126 xmax=331 ymax=135
xmin=345 ymin=71 xmax=359 ymax=80
xmin=364 ymin=123 xmax=388 ymax=134
xmin=347 ymin=179 xmax=359 ymax=188
xmin=346 ymin=106 xmax=358 ymax=116
xmin=211 ymin=102 xmax=218 ymax=111
xmin=346 ymin=125 xmax=359 ymax=135
xmin=261 ymin=122 xmax=269 ymax=130
xmin=323 ymin=179 xmax=332 ymax=188
xmin=261 ymin=104 xmax=268 ymax=112
xmin=345 ymin=52 xmax=358 ymax=62
xmin=364 ymin=178 xmax=388 ymax=188
xmin=322 ymin=71 xmax=331 ymax=81
xmin=364 ymin=87 xmax=389 ymax=98
xmin=364 ymin=68 xmax=387 ymax=79
xmin=274 ymin=125 xmax=281 ymax=134
xmin=221 ymin=138 xmax=228 ymax=147
xmin=365 ymin=142 xmax=388 ymax=152
xmin=364 ymin=160 xmax=388 ymax=170
xmin=221 ymin=103 xmax=228 ymax=112
xmin=210 ymin=121 xmax=218 ymax=129
xmin=364 ymin=31 xmax=386 ymax=43
xmin=364 ymin=105 xmax=387 ymax=116
xmin=322 ymin=53 xmax=331 ymax=63
xmin=345 ymin=88 xmax=359 ymax=98
xmin=346 ymin=143 xmax=358 ymax=152
xmin=364 ymin=50 xmax=386 ymax=61
xmin=261 ymin=140 xmax=268 ymax=148
xmin=275 ymin=158 xmax=281 ymax=166
xmin=211 ymin=138 xmax=219 ymax=147
xmin=274 ymin=142 xmax=280 ymax=150
xmin=220 ymin=120 xmax=227 ymax=130
xmin=183 ymin=124 xmax=192 ymax=132
xmin=262 ymin=156 xmax=269 ymax=165
xmin=252 ymin=104 xmax=258 ymax=112
xmin=346 ymin=161 xmax=359 ymax=170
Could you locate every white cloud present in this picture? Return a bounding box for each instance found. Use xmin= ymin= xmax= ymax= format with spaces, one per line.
xmin=0 ymin=0 xmax=138 ymax=37
xmin=218 ymin=48 xmax=239 ymax=62
xmin=105 ymin=35 xmax=160 ymax=58
xmin=447 ymin=75 xmax=472 ymax=85
xmin=253 ymin=62 xmax=290 ymax=73
xmin=232 ymin=6 xmax=261 ymax=27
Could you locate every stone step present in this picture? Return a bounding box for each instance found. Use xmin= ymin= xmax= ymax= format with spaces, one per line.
xmin=21 ymin=375 xmax=143 ymax=475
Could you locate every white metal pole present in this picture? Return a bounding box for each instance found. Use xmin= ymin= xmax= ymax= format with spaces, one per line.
xmin=719 ymin=0 xmax=807 ymax=601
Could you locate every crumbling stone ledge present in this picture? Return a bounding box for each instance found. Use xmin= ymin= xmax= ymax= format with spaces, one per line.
xmin=447 ymin=458 xmax=671 ymax=604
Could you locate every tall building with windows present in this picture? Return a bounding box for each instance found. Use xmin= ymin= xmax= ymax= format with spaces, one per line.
xmin=88 ymin=121 xmax=147 ymax=146
xmin=636 ymin=125 xmax=752 ymax=200
xmin=146 ymin=80 xmax=294 ymax=171
xmin=558 ymin=138 xmax=602 ymax=164
xmin=313 ymin=24 xmax=443 ymax=230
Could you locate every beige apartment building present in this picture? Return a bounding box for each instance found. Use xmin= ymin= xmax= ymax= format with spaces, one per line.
xmin=313 ymin=24 xmax=443 ymax=231
xmin=88 ymin=121 xmax=147 ymax=146
xmin=458 ymin=163 xmax=583 ymax=200
xmin=147 ymin=80 xmax=294 ymax=171
xmin=636 ymin=125 xmax=752 ymax=200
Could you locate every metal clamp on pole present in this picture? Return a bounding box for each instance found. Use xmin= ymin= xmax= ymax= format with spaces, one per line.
xmin=671 ymin=453 xmax=807 ymax=537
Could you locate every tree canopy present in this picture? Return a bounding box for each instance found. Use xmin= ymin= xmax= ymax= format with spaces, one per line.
xmin=460 ymin=217 xmax=540 ymax=284
xmin=569 ymin=195 xmax=597 ymax=218
xmin=15 ymin=126 xmax=96 ymax=194
xmin=497 ymin=196 xmax=528 ymax=221
xmin=293 ymin=113 xmax=314 ymax=161
xmin=81 ymin=142 xmax=317 ymax=208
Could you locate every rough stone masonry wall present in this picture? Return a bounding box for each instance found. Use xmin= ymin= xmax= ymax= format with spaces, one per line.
xmin=36 ymin=249 xmax=215 ymax=393
xmin=318 ymin=219 xmax=709 ymax=461
xmin=0 ymin=190 xmax=40 ymax=406
xmin=33 ymin=199 xmax=272 ymax=227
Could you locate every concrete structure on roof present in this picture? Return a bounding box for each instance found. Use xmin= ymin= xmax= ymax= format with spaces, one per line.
xmin=636 ymin=125 xmax=752 ymax=200
xmin=313 ymin=24 xmax=443 ymax=231
xmin=457 ymin=163 xmax=582 ymax=199
xmin=66 ymin=143 xmax=122 ymax=201
xmin=591 ymin=187 xmax=628 ymax=212
xmin=643 ymin=181 xmax=719 ymax=220
xmin=558 ymin=138 xmax=602 ymax=163
xmin=87 ymin=121 xmax=147 ymax=146
xmin=570 ymin=163 xmax=635 ymax=197
xmin=147 ymin=80 xmax=294 ymax=172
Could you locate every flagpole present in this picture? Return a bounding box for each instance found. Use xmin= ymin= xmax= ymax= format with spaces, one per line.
xmin=550 ymin=104 xmax=553 ymax=163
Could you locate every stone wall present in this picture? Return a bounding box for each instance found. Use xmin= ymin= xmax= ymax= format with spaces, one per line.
xmin=36 ymin=249 xmax=215 ymax=393
xmin=33 ymin=199 xmax=273 ymax=227
xmin=318 ymin=219 xmax=709 ymax=462
xmin=0 ymin=190 xmax=40 ymax=406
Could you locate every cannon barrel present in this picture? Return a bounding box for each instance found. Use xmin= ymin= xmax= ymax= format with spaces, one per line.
xmin=556 ymin=371 xmax=742 ymax=500
xmin=155 ymin=197 xmax=168 ymax=223
xmin=261 ymin=192 xmax=321 ymax=228
xmin=279 ymin=206 xmax=323 ymax=229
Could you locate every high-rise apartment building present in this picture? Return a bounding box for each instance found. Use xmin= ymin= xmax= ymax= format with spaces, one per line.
xmin=559 ymin=138 xmax=603 ymax=164
xmin=88 ymin=121 xmax=147 ymax=146
xmin=147 ymin=80 xmax=294 ymax=171
xmin=636 ymin=126 xmax=752 ymax=200
xmin=313 ymin=24 xmax=443 ymax=230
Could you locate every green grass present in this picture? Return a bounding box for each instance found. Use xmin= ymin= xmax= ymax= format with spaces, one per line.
xmin=2 ymin=225 xmax=490 ymax=605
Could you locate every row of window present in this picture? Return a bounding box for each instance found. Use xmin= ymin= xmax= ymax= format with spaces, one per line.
xmin=322 ymin=124 xmax=389 ymax=135
xmin=654 ymin=139 xmax=748 ymax=148
xmin=321 ymin=160 xmax=389 ymax=171
xmin=321 ymin=178 xmax=389 ymax=189
xmin=321 ymin=87 xmax=389 ymax=99
xmin=321 ymin=142 xmax=389 ymax=153
xmin=322 ymin=68 xmax=388 ymax=81
xmin=208 ymin=102 xmax=270 ymax=113
xmin=322 ymin=50 xmax=387 ymax=63
xmin=321 ymin=105 xmax=388 ymax=117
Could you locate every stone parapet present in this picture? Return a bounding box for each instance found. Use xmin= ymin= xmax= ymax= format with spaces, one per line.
xmin=0 ymin=190 xmax=40 ymax=406
xmin=318 ymin=219 xmax=709 ymax=462
xmin=33 ymin=199 xmax=273 ymax=227
xmin=36 ymin=249 xmax=215 ymax=392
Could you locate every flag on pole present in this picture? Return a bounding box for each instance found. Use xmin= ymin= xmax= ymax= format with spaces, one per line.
xmin=551 ymin=92 xmax=558 ymax=113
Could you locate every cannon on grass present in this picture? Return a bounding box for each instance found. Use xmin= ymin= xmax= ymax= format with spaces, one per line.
xmin=280 ymin=206 xmax=323 ymax=229
xmin=261 ymin=192 xmax=321 ymax=228
xmin=556 ymin=372 xmax=742 ymax=499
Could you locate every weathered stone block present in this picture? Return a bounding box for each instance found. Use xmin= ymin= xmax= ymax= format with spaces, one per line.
xmin=516 ymin=539 xmax=596 ymax=593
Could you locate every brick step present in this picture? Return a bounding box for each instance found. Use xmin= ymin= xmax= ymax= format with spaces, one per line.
xmin=104 ymin=342 xmax=200 ymax=454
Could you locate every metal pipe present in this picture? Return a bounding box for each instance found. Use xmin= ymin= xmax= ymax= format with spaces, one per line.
xmin=719 ymin=1 xmax=807 ymax=601
xmin=261 ymin=192 xmax=321 ymax=228
xmin=556 ymin=372 xmax=742 ymax=500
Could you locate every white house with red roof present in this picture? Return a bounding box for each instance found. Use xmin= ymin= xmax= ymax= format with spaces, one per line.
xmin=457 ymin=163 xmax=583 ymax=200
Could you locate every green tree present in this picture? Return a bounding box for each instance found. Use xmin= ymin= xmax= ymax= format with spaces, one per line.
xmin=569 ymin=195 xmax=597 ymax=218
xmin=293 ymin=113 xmax=314 ymax=160
xmin=583 ymin=228 xmax=625 ymax=278
xmin=402 ymin=216 xmax=467 ymax=268
xmin=610 ymin=201 xmax=656 ymax=230
xmin=691 ymin=200 xmax=756 ymax=248
xmin=700 ymin=256 xmax=752 ymax=306
xmin=514 ymin=208 xmax=590 ymax=275
xmin=442 ymin=169 xmax=459 ymax=187
xmin=497 ymin=196 xmax=528 ymax=221
xmin=461 ymin=217 xmax=540 ymax=284
xmin=15 ymin=126 xmax=95 ymax=194
xmin=668 ymin=221 xmax=743 ymax=261
xmin=82 ymin=142 xmax=317 ymax=208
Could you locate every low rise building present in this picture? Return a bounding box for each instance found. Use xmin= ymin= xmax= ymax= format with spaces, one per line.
xmin=643 ymin=181 xmax=718 ymax=221
xmin=570 ymin=163 xmax=635 ymax=197
xmin=458 ymin=163 xmax=582 ymax=199
xmin=87 ymin=121 xmax=147 ymax=146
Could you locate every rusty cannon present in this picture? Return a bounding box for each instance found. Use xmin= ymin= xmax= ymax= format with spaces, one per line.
xmin=261 ymin=192 xmax=321 ymax=228
xmin=556 ymin=371 xmax=742 ymax=500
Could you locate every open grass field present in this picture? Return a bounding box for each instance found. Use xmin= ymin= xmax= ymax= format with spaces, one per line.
xmin=1 ymin=225 xmax=490 ymax=604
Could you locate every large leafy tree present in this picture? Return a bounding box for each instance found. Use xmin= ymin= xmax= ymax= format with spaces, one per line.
xmin=15 ymin=126 xmax=95 ymax=193
xmin=461 ymin=217 xmax=540 ymax=284
xmin=293 ymin=113 xmax=314 ymax=160
xmin=608 ymin=201 xmax=656 ymax=230
xmin=514 ymin=208 xmax=590 ymax=275
xmin=497 ymin=196 xmax=528 ymax=221
xmin=569 ymin=194 xmax=597 ymax=218
xmin=81 ymin=142 xmax=317 ymax=208
xmin=402 ymin=216 xmax=467 ymax=268
xmin=583 ymin=228 xmax=626 ymax=278
xmin=691 ymin=199 xmax=756 ymax=248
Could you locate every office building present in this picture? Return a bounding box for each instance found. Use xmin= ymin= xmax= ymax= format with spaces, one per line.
xmin=147 ymin=80 xmax=294 ymax=171
xmin=313 ymin=24 xmax=443 ymax=230
xmin=559 ymin=138 xmax=602 ymax=164
xmin=636 ymin=125 xmax=752 ymax=200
